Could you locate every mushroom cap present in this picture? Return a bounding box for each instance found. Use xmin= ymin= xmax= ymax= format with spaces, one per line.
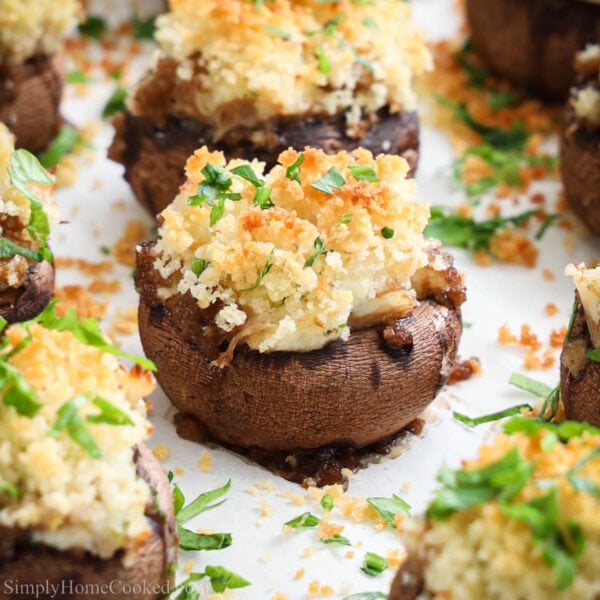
xmin=0 ymin=260 xmax=54 ymax=324
xmin=0 ymin=443 xmax=177 ymax=600
xmin=560 ymin=294 xmax=600 ymax=426
xmin=466 ymin=0 xmax=600 ymax=100
xmin=138 ymin=292 xmax=462 ymax=451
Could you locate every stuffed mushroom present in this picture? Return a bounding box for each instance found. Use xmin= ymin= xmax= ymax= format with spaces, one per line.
xmin=561 ymin=45 xmax=600 ymax=233
xmin=465 ymin=0 xmax=600 ymax=101
xmin=561 ymin=262 xmax=600 ymax=426
xmin=0 ymin=306 xmax=177 ymax=600
xmin=0 ymin=123 xmax=58 ymax=324
xmin=0 ymin=0 xmax=82 ymax=153
xmin=135 ymin=146 xmax=464 ymax=478
xmin=390 ymin=418 xmax=600 ymax=599
xmin=109 ymin=0 xmax=431 ymax=216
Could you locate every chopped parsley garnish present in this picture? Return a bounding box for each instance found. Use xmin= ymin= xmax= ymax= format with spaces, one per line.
xmin=103 ymin=87 xmax=127 ymax=117
xmin=286 ymin=153 xmax=305 ymax=184
xmin=231 ymin=164 xmax=273 ymax=208
xmin=321 ymin=494 xmax=334 ymax=511
xmin=284 ymin=512 xmax=320 ymax=529
xmin=78 ymin=15 xmax=107 ymax=39
xmin=175 ymin=479 xmax=231 ymax=524
xmin=340 ymin=213 xmax=353 ymax=225
xmin=0 ymin=481 xmax=20 ymax=498
xmin=425 ymin=447 xmax=532 ymax=521
xmin=311 ymin=167 xmax=346 ymax=195
xmin=503 ymin=416 xmax=600 ymax=443
xmin=367 ymin=494 xmax=411 ymax=526
xmin=380 ymin=227 xmax=394 ymax=239
xmin=453 ymin=403 xmax=532 ymax=427
xmin=436 ymin=95 xmax=527 ymax=151
xmin=7 ymin=149 xmax=53 ymax=262
xmin=342 ymin=594 xmax=387 ymax=600
xmin=86 ymin=396 xmax=135 ymax=426
xmin=172 ymin=477 xmax=233 ymax=552
xmin=188 ymin=164 xmax=242 ymax=225
xmin=304 ymin=236 xmax=331 ymax=268
xmin=361 ymin=552 xmax=388 ymax=577
xmin=488 ymin=89 xmax=516 ymax=111
xmin=265 ymin=24 xmax=292 ymax=39
xmin=508 ymin=373 xmax=560 ymax=422
xmin=453 ymin=38 xmax=491 ymax=89
xmin=0 ymin=358 xmax=42 ymax=417
xmin=39 ymin=126 xmax=83 ymax=170
xmin=348 ymin=165 xmax=379 ymax=182
xmin=132 ymin=15 xmax=157 ymax=40
xmin=191 ymin=258 xmax=210 ymax=277
xmin=48 ymin=395 xmax=103 ymax=459
xmin=27 ymin=301 xmax=156 ymax=371
xmin=534 ymin=214 xmax=560 ymax=240
xmin=587 ymin=348 xmax=600 ymax=361
xmin=241 ymin=248 xmax=275 ymax=291
xmin=230 ymin=164 xmax=263 ymax=188
xmin=315 ymin=47 xmax=332 ymax=74
xmin=453 ymin=144 xmax=557 ymax=198
xmin=66 ymin=70 xmax=88 ymax=84
xmin=100 ymin=245 xmax=111 ymax=256
xmin=172 ymin=566 xmax=250 ymax=597
xmin=322 ymin=534 xmax=351 ymax=546
xmin=0 ymin=239 xmax=40 ymax=262
xmin=362 ymin=17 xmax=377 ymax=28
xmin=424 ymin=206 xmax=534 ymax=254
xmin=566 ymin=447 xmax=600 ymax=497
xmin=501 ymin=490 xmax=585 ymax=590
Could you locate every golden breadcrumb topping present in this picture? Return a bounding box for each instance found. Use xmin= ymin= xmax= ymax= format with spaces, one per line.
xmin=573 ymin=45 xmax=600 ymax=128
xmin=0 ymin=323 xmax=156 ymax=559
xmin=403 ymin=428 xmax=600 ymax=600
xmin=565 ymin=262 xmax=600 ymax=348
xmin=141 ymin=0 xmax=431 ymax=133
xmin=0 ymin=0 xmax=82 ymax=63
xmin=152 ymin=146 xmax=430 ymax=354
xmin=0 ymin=124 xmax=59 ymax=290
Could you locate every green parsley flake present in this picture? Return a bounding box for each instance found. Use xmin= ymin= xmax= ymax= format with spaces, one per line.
xmin=348 ymin=165 xmax=379 ymax=182
xmin=311 ymin=167 xmax=346 ymax=195
xmin=361 ymin=552 xmax=388 ymax=577
xmin=286 ymin=153 xmax=305 ymax=184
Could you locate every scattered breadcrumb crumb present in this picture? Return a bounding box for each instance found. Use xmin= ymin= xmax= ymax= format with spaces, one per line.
xmin=111 ymin=219 xmax=148 ymax=267
xmin=109 ymin=307 xmax=138 ymax=337
xmin=183 ymin=560 xmax=194 ymax=574
xmin=294 ymin=568 xmax=305 ymax=580
xmin=55 ymin=257 xmax=113 ymax=274
xmin=174 ymin=467 xmax=184 ymax=477
xmin=54 ymin=285 xmax=107 ymax=319
xmin=545 ymin=302 xmax=559 ymax=315
xmin=198 ymin=450 xmax=213 ymax=471
xmin=542 ymin=269 xmax=555 ymax=281
xmin=272 ymin=593 xmax=288 ymax=600
xmin=152 ymin=444 xmax=170 ymax=461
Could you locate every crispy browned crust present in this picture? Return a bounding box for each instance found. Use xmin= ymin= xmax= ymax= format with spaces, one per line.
xmin=560 ymin=294 xmax=600 ymax=426
xmin=0 ymin=444 xmax=177 ymax=600
xmin=389 ymin=554 xmax=426 ymax=600
xmin=0 ymin=260 xmax=54 ymax=324
xmin=135 ymin=243 xmax=462 ymax=451
xmin=109 ymin=59 xmax=420 ymax=216
xmin=466 ymin=0 xmax=600 ymax=101
xmin=560 ymin=98 xmax=600 ymax=234
xmin=0 ymin=54 xmax=63 ymax=153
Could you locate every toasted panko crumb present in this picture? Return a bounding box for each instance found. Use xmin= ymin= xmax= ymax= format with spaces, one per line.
xmin=152 ymin=443 xmax=170 ymax=461
xmin=174 ymin=467 xmax=184 ymax=476
xmin=542 ymin=269 xmax=555 ymax=281
xmin=294 ymin=568 xmax=305 ymax=580
xmin=545 ymin=302 xmax=559 ymax=315
xmin=54 ymin=285 xmax=107 ymax=319
xmin=198 ymin=450 xmax=213 ymax=471
xmin=272 ymin=593 xmax=288 ymax=600
xmin=54 ymin=257 xmax=113 ymax=274
xmin=111 ymin=220 xmax=149 ymax=267
xmin=183 ymin=560 xmax=195 ymax=574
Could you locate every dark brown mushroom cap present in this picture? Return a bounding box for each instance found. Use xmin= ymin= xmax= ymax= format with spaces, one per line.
xmin=560 ymin=99 xmax=600 ymax=234
xmin=465 ymin=0 xmax=600 ymax=101
xmin=560 ymin=293 xmax=600 ymax=426
xmin=389 ymin=554 xmax=426 ymax=600
xmin=0 ymin=443 xmax=177 ymax=600
xmin=136 ymin=240 xmax=462 ymax=451
xmin=0 ymin=260 xmax=54 ymax=324
xmin=0 ymin=54 xmax=63 ymax=153
xmin=108 ymin=57 xmax=419 ymax=217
